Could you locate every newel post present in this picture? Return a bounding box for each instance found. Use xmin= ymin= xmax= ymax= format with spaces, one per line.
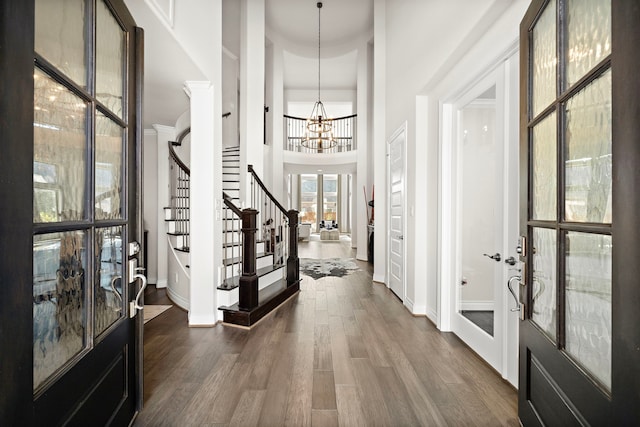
xmin=239 ymin=208 xmax=258 ymax=311
xmin=286 ymin=209 xmax=300 ymax=286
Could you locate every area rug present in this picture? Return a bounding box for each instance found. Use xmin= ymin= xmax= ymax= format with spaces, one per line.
xmin=143 ymin=305 xmax=172 ymax=324
xmin=299 ymin=258 xmax=360 ymax=280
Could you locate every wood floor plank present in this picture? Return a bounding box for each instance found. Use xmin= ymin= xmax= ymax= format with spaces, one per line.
xmin=311 ymin=410 xmax=339 ymax=427
xmin=328 ymin=316 xmax=355 ymax=386
xmin=177 ymin=353 xmax=239 ymax=426
xmin=229 ymin=390 xmax=267 ymax=427
xmin=374 ymin=366 xmax=422 ymax=426
xmin=335 ymin=385 xmax=367 ymax=427
xmin=312 ymin=370 xmax=337 ymax=410
xmin=314 ymin=324 xmax=333 ymax=371
xmin=350 ymin=358 xmax=394 ymax=426
xmin=258 ymin=333 xmax=296 ymax=427
xmin=283 ymin=338 xmax=314 ymax=426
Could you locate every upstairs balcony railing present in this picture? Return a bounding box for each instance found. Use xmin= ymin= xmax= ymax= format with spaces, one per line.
xmin=284 ymin=114 xmax=357 ymax=153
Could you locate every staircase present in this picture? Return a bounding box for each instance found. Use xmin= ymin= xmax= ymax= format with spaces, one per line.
xmin=164 ymin=129 xmax=192 ymax=305
xmin=217 ymin=147 xmax=300 ymax=327
xmin=165 ymin=142 xmax=300 ymax=327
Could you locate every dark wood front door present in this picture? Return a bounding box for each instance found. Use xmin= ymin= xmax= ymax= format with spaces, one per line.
xmin=519 ymin=0 xmax=640 ymax=424
xmin=0 ymin=0 xmax=143 ymax=425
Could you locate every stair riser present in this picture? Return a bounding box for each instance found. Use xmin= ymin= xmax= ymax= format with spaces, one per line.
xmin=166 ymin=221 xmax=189 ymax=234
xmin=224 ymin=253 xmax=273 ymax=278
xmin=170 ymin=235 xmax=188 ymax=248
xmin=164 ymin=207 xmax=189 ymax=221
xmin=259 ymin=268 xmax=285 ymax=290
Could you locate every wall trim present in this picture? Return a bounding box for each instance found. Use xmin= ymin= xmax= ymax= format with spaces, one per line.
xmin=427 ymin=308 xmax=438 ymax=325
xmin=167 ymin=285 xmax=189 ymax=311
xmin=372 ymin=273 xmax=385 ymax=284
xmin=144 ymin=128 xmax=157 ymax=136
xmin=187 ymin=314 xmax=216 ymax=327
xmin=155 ymin=278 xmax=167 ymax=289
xmin=460 ymin=301 xmax=495 ymax=311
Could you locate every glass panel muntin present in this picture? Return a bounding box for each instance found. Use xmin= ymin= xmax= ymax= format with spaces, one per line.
xmin=33 ymin=0 xmax=128 ymax=395
xmin=528 ymin=0 xmax=612 ymax=392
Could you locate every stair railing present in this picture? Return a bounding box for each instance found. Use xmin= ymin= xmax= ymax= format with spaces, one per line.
xmin=221 ymin=192 xmax=242 ymax=290
xmin=167 ymin=127 xmax=191 ymax=251
xmin=248 ymin=165 xmax=299 ymax=288
xmin=284 ymin=114 xmax=357 ymax=153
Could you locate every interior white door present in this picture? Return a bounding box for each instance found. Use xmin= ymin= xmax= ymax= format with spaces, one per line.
xmin=443 ymin=59 xmax=520 ymax=383
xmin=388 ymin=125 xmax=405 ymax=300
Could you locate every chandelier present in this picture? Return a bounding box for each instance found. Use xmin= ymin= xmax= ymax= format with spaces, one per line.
xmin=302 ymin=1 xmax=336 ymax=150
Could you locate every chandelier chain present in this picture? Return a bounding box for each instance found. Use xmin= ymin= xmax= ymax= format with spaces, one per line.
xmin=317 ymin=2 xmax=321 ymax=102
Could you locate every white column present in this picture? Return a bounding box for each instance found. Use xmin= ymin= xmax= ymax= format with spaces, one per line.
xmin=153 ymin=124 xmax=176 ymax=288
xmin=270 ymin=43 xmax=285 ymax=201
xmin=356 ymin=41 xmax=369 ymax=260
xmin=373 ymin=0 xmax=387 ymax=283
xmin=184 ymin=81 xmax=216 ymax=326
xmin=240 ymin=0 xmax=265 ymax=204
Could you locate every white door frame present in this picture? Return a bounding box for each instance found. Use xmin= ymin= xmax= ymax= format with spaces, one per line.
xmin=387 ymin=122 xmax=407 ymax=303
xmin=438 ymin=52 xmax=520 ymax=386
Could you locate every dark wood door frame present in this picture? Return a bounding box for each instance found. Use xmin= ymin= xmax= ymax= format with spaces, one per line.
xmin=0 ymin=0 xmax=36 ymax=423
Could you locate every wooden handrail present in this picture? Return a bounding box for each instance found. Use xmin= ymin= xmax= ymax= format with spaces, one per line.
xmin=283 ymin=113 xmax=357 ymax=121
xmin=168 ymin=141 xmax=190 ymax=176
xmin=222 ymin=191 xmax=242 ymax=216
xmin=248 ymin=165 xmax=288 ymax=215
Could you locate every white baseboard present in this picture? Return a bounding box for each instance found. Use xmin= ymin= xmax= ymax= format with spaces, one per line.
xmin=372 ymin=273 xmax=385 ymax=284
xmin=460 ymin=301 xmax=494 ymax=311
xmin=188 ymin=313 xmax=216 ymax=327
xmin=156 ymin=279 xmax=168 ymax=289
xmin=426 ymin=307 xmax=438 ymax=325
xmin=167 ymin=286 xmax=189 ymax=311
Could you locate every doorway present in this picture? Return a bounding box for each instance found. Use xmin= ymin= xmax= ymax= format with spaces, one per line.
xmin=441 ymin=53 xmax=520 ymax=385
xmin=388 ymin=124 xmax=406 ymax=301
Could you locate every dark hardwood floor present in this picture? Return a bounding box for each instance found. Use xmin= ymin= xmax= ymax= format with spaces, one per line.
xmin=135 ymin=238 xmax=518 ymax=426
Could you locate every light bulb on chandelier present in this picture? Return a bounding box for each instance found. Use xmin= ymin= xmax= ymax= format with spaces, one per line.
xmin=302 ymin=1 xmax=336 ymax=150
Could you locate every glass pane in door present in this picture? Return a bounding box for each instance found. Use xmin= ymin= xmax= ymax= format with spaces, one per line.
xmin=323 ymin=174 xmax=338 ymax=224
xmin=34 ymin=68 xmax=87 ymax=223
xmin=35 ymin=0 xmax=87 ymax=87
xmin=459 ymin=86 xmax=498 ymax=336
xmin=566 ymin=0 xmax=611 ymax=88
xmin=95 ymin=226 xmax=124 ymax=336
xmin=96 ymin=0 xmax=125 ymax=118
xmin=532 ymin=112 xmax=557 ymax=221
xmin=565 ymin=70 xmax=612 ymax=223
xmin=300 ymin=174 xmax=317 ymax=232
xmin=532 ymin=0 xmax=557 ymax=117
xmin=565 ymin=231 xmax=612 ymax=390
xmin=33 ymin=230 xmax=88 ymax=390
xmin=531 ymin=227 xmax=557 ymax=341
xmin=95 ymin=113 xmax=124 ymax=220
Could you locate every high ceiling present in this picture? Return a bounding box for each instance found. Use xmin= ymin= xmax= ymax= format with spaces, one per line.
xmin=267 ymin=0 xmax=373 ymax=91
xmin=266 ymin=0 xmax=373 ymax=49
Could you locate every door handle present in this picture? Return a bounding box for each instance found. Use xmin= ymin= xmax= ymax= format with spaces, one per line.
xmin=507 ymin=275 xmax=524 ymax=320
xmin=129 ymin=268 xmax=147 ymax=318
xmin=483 ymin=252 xmax=501 ymax=262
xmin=398 ymin=235 xmax=404 ymax=240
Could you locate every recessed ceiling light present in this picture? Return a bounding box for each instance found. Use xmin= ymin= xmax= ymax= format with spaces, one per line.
xmin=317 ymin=169 xmax=323 ymax=172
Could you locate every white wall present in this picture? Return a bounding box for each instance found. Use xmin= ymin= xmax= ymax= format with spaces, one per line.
xmin=381 ymin=0 xmax=529 ymax=321
xmin=142 ymin=129 xmax=158 ymax=284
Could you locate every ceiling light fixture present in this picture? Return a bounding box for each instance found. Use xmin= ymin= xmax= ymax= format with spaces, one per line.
xmin=302 ymin=1 xmax=336 ymax=151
